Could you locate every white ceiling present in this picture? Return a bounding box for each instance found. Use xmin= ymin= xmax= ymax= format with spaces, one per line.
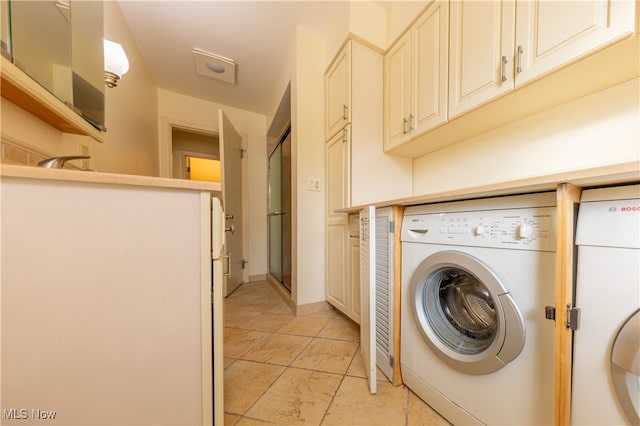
xmin=116 ymin=1 xmax=351 ymax=118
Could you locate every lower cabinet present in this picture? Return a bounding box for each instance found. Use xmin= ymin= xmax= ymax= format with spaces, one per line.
xmin=348 ymin=215 xmax=361 ymax=324
xmin=326 ymin=213 xmax=361 ymax=324
xmin=326 ymin=218 xmax=348 ymax=314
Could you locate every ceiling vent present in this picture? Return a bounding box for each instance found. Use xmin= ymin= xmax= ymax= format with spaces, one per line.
xmin=193 ymin=48 xmax=236 ymax=85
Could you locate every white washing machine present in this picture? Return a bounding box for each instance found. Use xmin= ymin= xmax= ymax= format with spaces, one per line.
xmin=401 ymin=192 xmax=557 ymax=425
xmin=572 ymin=184 xmax=640 ymax=426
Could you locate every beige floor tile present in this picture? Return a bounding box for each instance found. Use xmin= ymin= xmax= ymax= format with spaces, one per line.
xmin=224 ymin=412 xmax=241 ymax=425
xmin=246 ymin=367 xmax=342 ymax=425
xmin=224 ymin=327 xmax=270 ymax=358
xmin=224 ymin=308 xmax=264 ymax=328
xmin=235 ymin=416 xmax=275 ymax=425
xmin=317 ymin=317 xmax=360 ymax=342
xmin=241 ymin=333 xmax=313 ymax=366
xmin=301 ymin=308 xmax=338 ymax=319
xmin=346 ymin=349 xmax=366 ymax=378
xmin=407 ymin=391 xmax=451 ymax=426
xmin=267 ymin=302 xmax=295 ymax=315
xmin=291 ymin=338 xmax=358 ymax=374
xmin=322 ymin=376 xmax=408 ymax=425
xmin=223 ymin=360 xmax=285 ymax=415
xmin=227 ymin=298 xmax=283 ymax=314
xmin=277 ymin=316 xmax=331 ymax=337
xmin=238 ymin=312 xmax=295 ymax=332
xmin=224 ymin=357 xmax=237 ymax=368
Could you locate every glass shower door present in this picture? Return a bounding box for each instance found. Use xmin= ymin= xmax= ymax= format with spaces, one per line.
xmin=268 ymin=129 xmax=291 ymax=292
xmin=268 ymin=144 xmax=283 ymax=283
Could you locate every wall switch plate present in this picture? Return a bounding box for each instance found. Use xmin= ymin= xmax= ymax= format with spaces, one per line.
xmin=308 ymin=178 xmax=320 ymax=192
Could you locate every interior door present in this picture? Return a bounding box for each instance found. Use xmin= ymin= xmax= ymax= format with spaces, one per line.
xmin=360 ymin=206 xmax=377 ymax=394
xmin=219 ymin=109 xmax=243 ymax=296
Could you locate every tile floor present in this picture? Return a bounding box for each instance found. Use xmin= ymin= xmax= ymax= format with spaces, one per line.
xmin=223 ymin=281 xmax=451 ymax=425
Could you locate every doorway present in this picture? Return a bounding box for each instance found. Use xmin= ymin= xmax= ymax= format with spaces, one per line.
xmin=171 ymin=127 xmax=220 ymax=180
xmin=169 ymin=116 xmax=245 ymax=297
xmin=268 ymin=127 xmax=292 ymax=292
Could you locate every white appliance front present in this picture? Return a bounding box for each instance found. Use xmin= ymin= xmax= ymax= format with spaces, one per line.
xmin=572 ymin=184 xmax=640 ymax=426
xmin=401 ymin=193 xmax=556 ymax=425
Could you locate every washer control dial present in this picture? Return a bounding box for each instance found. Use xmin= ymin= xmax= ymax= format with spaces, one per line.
xmin=517 ymin=222 xmax=535 ymax=239
xmin=473 ymin=225 xmax=486 ymax=236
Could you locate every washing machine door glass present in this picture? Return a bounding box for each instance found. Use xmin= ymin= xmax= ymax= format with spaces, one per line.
xmin=426 ymin=268 xmax=497 ymax=354
xmin=611 ymin=309 xmax=640 ymax=425
xmin=410 ymin=250 xmax=526 ymax=375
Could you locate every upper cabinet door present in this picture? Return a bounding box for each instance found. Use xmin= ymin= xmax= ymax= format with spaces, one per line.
xmin=384 ymin=31 xmax=412 ymax=151
xmin=514 ymin=0 xmax=636 ymax=87
xmin=411 ymin=0 xmax=449 ymax=138
xmin=449 ymin=0 xmax=516 ymax=119
xmin=326 ymin=42 xmax=352 ymax=140
xmin=326 ymin=126 xmax=351 ymax=214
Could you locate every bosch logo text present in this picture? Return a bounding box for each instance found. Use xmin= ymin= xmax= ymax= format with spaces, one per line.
xmin=620 ymin=206 xmax=640 ymax=212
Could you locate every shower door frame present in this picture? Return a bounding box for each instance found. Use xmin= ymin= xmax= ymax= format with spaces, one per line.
xmin=267 ymin=126 xmax=292 ymax=292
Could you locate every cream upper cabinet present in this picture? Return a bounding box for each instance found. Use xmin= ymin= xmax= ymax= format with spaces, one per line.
xmin=384 ymin=31 xmax=411 ymax=150
xmin=326 ymin=126 xmax=351 ymax=215
xmin=449 ymin=0 xmax=636 ymax=119
xmin=514 ymin=0 xmax=636 ymax=87
xmin=385 ymin=0 xmax=449 ymax=151
xmin=448 ymin=0 xmax=516 ymax=119
xmin=325 ymin=43 xmax=352 ymax=139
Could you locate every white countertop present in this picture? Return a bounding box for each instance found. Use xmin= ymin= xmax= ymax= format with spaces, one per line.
xmin=0 ymin=164 xmax=222 ymax=192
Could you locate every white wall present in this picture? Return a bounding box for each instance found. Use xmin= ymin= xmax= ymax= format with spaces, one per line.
xmin=90 ymin=0 xmax=158 ymax=175
xmin=413 ymin=78 xmax=640 ymax=194
xmin=382 ymin=1 xmax=428 ymax=47
xmin=291 ymin=27 xmax=326 ymax=306
xmin=156 ymin=89 xmax=268 ymax=281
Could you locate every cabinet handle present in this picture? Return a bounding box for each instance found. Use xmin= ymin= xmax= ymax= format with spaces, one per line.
xmin=343 ymin=104 xmax=348 ymax=120
xmin=516 ymin=45 xmax=523 ymax=74
xmin=342 ymin=128 xmax=348 ymax=143
xmin=501 ymin=55 xmax=508 ymax=82
xmin=402 ymin=118 xmax=408 ymax=135
xmin=409 ymin=113 xmax=415 ymax=130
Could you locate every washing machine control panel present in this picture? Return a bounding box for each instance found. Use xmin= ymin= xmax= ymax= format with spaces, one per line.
xmin=402 ymin=207 xmax=556 ymax=251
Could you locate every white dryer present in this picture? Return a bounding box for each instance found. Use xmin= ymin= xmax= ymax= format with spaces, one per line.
xmin=572 ymin=184 xmax=640 ymax=426
xmin=401 ymin=192 xmax=557 ymax=425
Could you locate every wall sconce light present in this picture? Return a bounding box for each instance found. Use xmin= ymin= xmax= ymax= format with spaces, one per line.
xmin=104 ymin=39 xmax=130 ymax=88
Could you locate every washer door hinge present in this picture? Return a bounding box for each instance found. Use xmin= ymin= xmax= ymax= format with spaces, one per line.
xmin=545 ymin=305 xmax=581 ymax=331
xmin=389 ymin=355 xmax=394 ymax=367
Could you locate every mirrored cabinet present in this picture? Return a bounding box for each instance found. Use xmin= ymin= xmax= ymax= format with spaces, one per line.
xmin=1 ymin=0 xmax=105 ymax=138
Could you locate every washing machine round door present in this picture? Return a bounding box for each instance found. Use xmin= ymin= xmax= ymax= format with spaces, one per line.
xmin=410 ymin=250 xmax=525 ymax=374
xmin=611 ymin=309 xmax=640 ymax=425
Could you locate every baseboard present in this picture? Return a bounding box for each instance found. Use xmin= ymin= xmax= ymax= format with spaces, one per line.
xmin=249 ymin=274 xmax=267 ymax=282
xmin=295 ymin=300 xmax=334 ymax=316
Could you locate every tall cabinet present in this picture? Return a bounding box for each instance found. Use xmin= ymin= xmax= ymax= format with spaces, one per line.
xmin=325 ymin=39 xmax=411 ymax=324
